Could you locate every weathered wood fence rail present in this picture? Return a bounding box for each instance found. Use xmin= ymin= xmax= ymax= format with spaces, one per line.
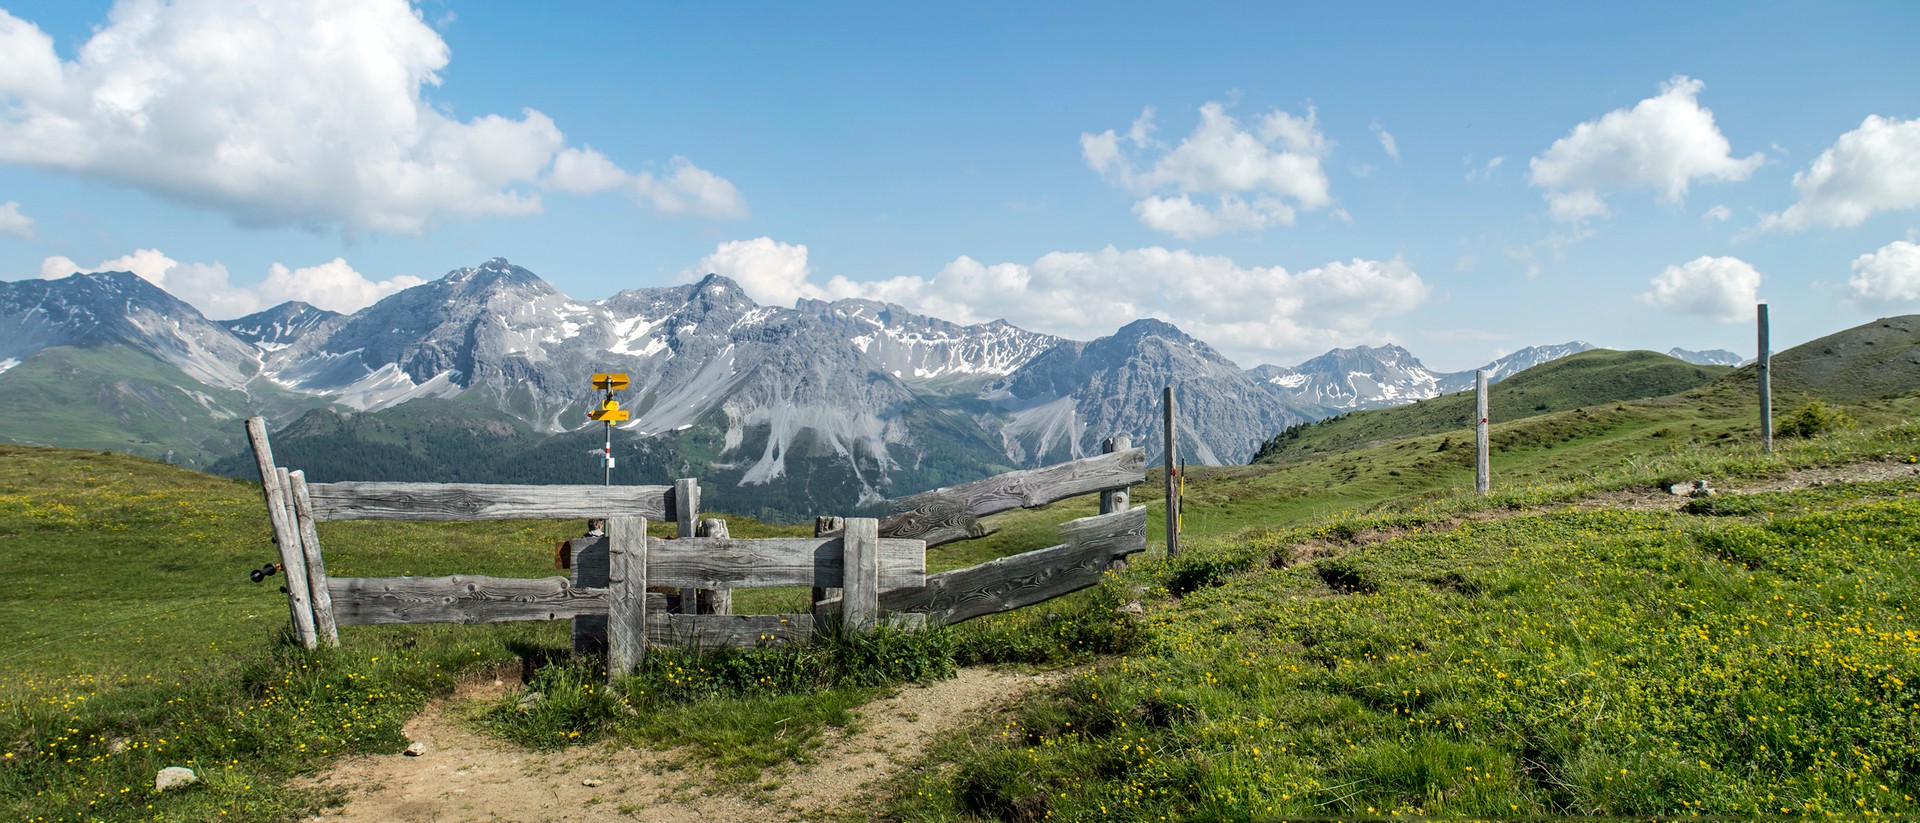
xmin=244 ymin=416 xmax=1146 ymax=678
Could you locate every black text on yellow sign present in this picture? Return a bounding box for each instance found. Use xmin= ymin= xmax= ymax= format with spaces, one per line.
xmin=591 ymin=373 xmax=630 ymax=391
xmin=589 ymin=398 xmax=630 ymax=421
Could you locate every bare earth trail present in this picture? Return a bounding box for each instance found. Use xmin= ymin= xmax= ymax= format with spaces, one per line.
xmin=302 ymin=459 xmax=1916 ymax=822
xmin=304 ymin=667 xmax=1066 ymax=822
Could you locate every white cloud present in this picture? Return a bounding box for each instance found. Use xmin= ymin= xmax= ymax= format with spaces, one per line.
xmin=1702 ymin=204 xmax=1732 ymax=222
xmin=1638 ymin=255 xmax=1763 ymax=322
xmin=0 ymin=200 xmax=33 ymax=239
xmin=714 ymin=239 xmax=1429 ymax=364
xmin=682 ymin=237 xmax=823 ymax=307
xmin=633 ymin=157 xmax=750 ymax=219
xmin=1530 ymin=76 xmax=1762 ymax=222
xmin=1847 ymin=240 xmax=1920 ymax=306
xmin=1464 ymin=155 xmax=1504 ymax=183
xmin=1082 ymin=101 xmax=1333 ymax=238
xmin=1372 ymin=122 xmax=1400 ymax=162
xmin=0 ymin=1 xmax=743 ymax=234
xmin=545 ymin=147 xmax=630 ymax=194
xmin=40 ymin=249 xmax=419 ymax=317
xmin=1761 ymin=115 xmax=1920 ymax=231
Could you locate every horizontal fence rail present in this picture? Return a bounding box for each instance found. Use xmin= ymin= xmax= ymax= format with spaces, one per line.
xmin=880 ymin=448 xmax=1146 ymax=547
xmin=244 ymin=415 xmax=1149 ymax=671
xmin=827 ymin=506 xmax=1148 ymax=626
xmin=634 ymin=534 xmax=926 ymax=591
xmin=305 ymin=481 xmax=671 ymax=522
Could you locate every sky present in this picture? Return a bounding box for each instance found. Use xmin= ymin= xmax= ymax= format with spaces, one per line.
xmin=0 ymin=1 xmax=1916 ymax=372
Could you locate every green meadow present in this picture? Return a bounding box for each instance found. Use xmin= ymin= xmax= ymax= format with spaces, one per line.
xmin=3 ymin=336 xmax=1918 ymax=820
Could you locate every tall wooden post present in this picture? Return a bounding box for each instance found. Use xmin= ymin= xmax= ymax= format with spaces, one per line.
xmin=287 ymin=470 xmax=338 ymax=646
xmin=607 ymin=516 xmax=648 ymax=678
xmin=696 ymin=518 xmax=732 ymax=615
xmin=1162 ymin=387 xmax=1180 ymax=557
xmin=1758 ymin=303 xmax=1772 ymax=454
xmin=244 ymin=417 xmax=317 ymax=650
xmin=1475 ymin=370 xmax=1490 ymax=495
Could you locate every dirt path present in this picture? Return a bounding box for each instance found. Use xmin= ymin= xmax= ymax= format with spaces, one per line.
xmin=1578 ymin=458 xmax=1919 ymax=511
xmin=303 ymin=666 xmax=1065 ymax=822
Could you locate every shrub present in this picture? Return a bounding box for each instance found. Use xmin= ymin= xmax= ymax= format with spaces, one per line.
xmin=1774 ymin=400 xmax=1851 ymax=439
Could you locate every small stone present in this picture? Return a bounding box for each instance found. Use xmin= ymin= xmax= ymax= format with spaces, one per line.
xmin=581 ymin=778 xmax=604 ymax=787
xmin=516 ymin=691 xmax=545 ymax=711
xmin=1688 ymin=480 xmax=1716 ymax=498
xmin=404 ymin=742 xmax=426 ymax=757
xmin=155 ymin=766 xmax=198 ymax=791
xmin=1115 ymin=600 xmax=1145 ymax=615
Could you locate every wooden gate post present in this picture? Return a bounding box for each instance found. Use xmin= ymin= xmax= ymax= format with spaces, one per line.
xmin=1758 ymin=303 xmax=1772 ymax=455
xmin=1162 ymin=387 xmax=1180 ymax=557
xmin=672 ymin=478 xmax=717 ymax=613
xmin=287 ymin=470 xmax=338 ymax=646
xmin=244 ymin=418 xmax=318 ymax=649
xmin=1101 ymin=436 xmax=1132 ymax=572
xmin=1475 ymin=370 xmax=1490 ymax=495
xmin=841 ymin=517 xmax=880 ymax=632
xmin=607 ymin=516 xmax=648 ymax=678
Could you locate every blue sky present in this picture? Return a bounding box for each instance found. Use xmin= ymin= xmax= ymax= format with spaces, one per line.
xmin=1 ymin=1 xmax=1916 ymax=371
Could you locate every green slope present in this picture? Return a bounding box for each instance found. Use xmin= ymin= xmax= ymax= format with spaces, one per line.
xmin=1253 ymin=348 xmax=1731 ymax=464
xmin=0 ymin=345 xmax=326 ymax=469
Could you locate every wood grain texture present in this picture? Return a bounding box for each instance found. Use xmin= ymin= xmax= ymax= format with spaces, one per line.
xmin=241 ymin=421 xmax=318 ymax=650
xmin=305 ymin=481 xmax=670 ymax=522
xmin=642 ymin=534 xmax=924 ymax=590
xmin=879 ymin=448 xmax=1146 ymax=547
xmin=569 ymin=533 xmax=608 ymax=655
xmin=673 ymin=478 xmax=705 ymax=616
xmin=1099 ymin=436 xmax=1133 ymax=516
xmin=646 ymin=613 xmax=813 ymax=648
xmin=607 ymin=516 xmax=647 ymax=676
xmin=695 ymin=518 xmax=732 ymax=616
xmin=274 ymin=467 xmax=319 ymax=648
xmin=811 ymin=516 xmax=844 ymax=622
xmin=287 ymin=471 xmax=339 ymax=646
xmin=329 ymin=575 xmax=608 ymax=626
xmin=841 ymin=517 xmax=880 ymax=632
xmin=874 ymin=507 xmax=1147 ymax=626
xmin=1163 ymin=388 xmax=1179 ymax=557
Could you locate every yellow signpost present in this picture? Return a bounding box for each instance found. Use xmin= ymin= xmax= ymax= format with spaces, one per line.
xmin=591 ymin=373 xmax=630 ymax=484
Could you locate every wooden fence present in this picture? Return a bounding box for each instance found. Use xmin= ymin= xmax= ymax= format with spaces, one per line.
xmin=243 ymin=417 xmax=1147 ymax=677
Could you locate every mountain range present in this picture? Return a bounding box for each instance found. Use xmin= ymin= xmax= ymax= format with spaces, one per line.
xmin=0 ymin=258 xmax=1760 ymax=520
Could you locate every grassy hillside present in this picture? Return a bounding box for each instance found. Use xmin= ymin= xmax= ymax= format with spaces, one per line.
xmin=0 ymin=345 xmax=326 ymax=470
xmin=1252 ymin=349 xmax=1731 ymax=464
xmin=6 ymin=314 xmax=1920 ymax=820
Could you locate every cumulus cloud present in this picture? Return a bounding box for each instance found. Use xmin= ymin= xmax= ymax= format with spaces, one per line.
xmin=1702 ymin=204 xmax=1733 ymax=222
xmin=41 ymin=249 xmax=420 ymax=317
xmin=1637 ymin=255 xmax=1763 ymax=322
xmin=1761 ymin=115 xmax=1920 ymax=231
xmin=1081 ymin=101 xmax=1334 ymax=238
xmin=697 ymin=238 xmax=1430 ymax=365
xmin=1530 ymin=76 xmax=1762 ymax=222
xmin=1847 ymin=240 xmax=1920 ymax=306
xmin=0 ymin=1 xmax=743 ymax=234
xmin=0 ymin=200 xmax=33 ymax=239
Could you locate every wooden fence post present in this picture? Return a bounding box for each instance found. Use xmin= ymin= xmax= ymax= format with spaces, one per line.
xmin=1162 ymin=387 xmax=1180 ymax=557
xmin=812 ymin=516 xmax=845 ymax=621
xmin=841 ymin=517 xmax=880 ymax=632
xmin=1475 ymin=370 xmax=1490 ymax=496
xmin=673 ymin=478 xmax=712 ymax=614
xmin=1101 ymin=435 xmax=1132 ymax=572
xmin=1758 ymin=303 xmax=1772 ymax=455
xmin=696 ymin=518 xmax=732 ymax=614
xmin=607 ymin=516 xmax=648 ymax=678
xmin=287 ymin=470 xmax=338 ymax=646
xmin=244 ymin=418 xmax=317 ymax=649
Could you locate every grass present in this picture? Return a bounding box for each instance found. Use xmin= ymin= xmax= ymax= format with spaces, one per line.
xmin=886 ymin=415 xmax=1920 ymax=820
xmin=4 ymin=348 xmax=1917 ymax=820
